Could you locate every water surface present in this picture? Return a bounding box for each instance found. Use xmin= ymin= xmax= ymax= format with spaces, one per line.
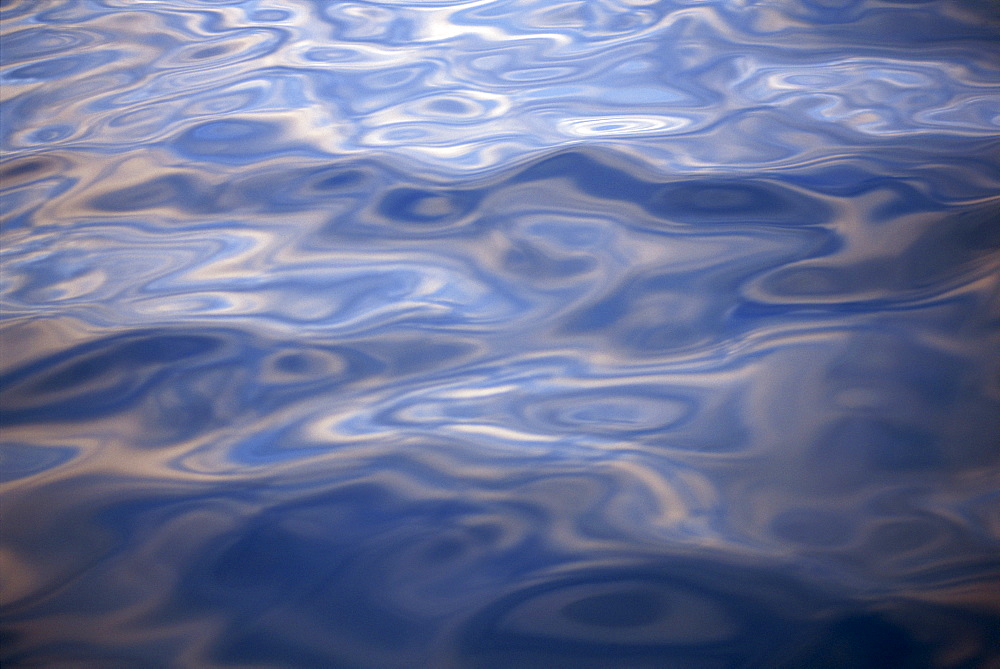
xmin=2 ymin=0 xmax=999 ymax=666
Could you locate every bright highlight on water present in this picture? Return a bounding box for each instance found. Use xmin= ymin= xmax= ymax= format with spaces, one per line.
xmin=1 ymin=0 xmax=999 ymax=666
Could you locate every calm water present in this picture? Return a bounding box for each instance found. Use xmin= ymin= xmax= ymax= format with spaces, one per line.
xmin=2 ymin=0 xmax=999 ymax=667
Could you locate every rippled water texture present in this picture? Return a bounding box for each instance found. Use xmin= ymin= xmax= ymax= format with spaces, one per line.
xmin=2 ymin=0 xmax=1000 ymax=666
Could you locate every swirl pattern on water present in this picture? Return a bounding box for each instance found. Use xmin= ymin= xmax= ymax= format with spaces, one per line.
xmin=2 ymin=0 xmax=1000 ymax=666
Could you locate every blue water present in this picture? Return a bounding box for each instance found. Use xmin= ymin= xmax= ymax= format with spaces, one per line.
xmin=2 ymin=0 xmax=999 ymax=666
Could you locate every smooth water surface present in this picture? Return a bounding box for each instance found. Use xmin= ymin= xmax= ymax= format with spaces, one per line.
xmin=2 ymin=0 xmax=999 ymax=666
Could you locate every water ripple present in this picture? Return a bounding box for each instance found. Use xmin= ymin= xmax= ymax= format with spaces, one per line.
xmin=2 ymin=0 xmax=999 ymax=666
